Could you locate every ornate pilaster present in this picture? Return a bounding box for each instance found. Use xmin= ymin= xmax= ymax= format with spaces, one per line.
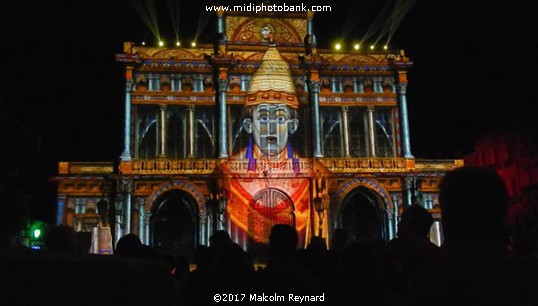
xmin=308 ymin=80 xmax=323 ymax=157
xmin=367 ymin=106 xmax=376 ymax=157
xmin=121 ymin=68 xmax=134 ymax=161
xmin=341 ymin=106 xmax=351 ymax=157
xmin=115 ymin=51 xmax=141 ymax=163
xmin=390 ymin=58 xmax=414 ymax=158
xmin=300 ymin=53 xmax=326 ymax=158
xmin=205 ymin=53 xmax=237 ymax=159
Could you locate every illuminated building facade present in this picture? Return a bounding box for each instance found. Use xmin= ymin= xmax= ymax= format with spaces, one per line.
xmin=53 ymin=11 xmax=462 ymax=259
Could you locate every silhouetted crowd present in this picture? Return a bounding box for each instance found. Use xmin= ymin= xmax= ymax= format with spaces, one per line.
xmin=1 ymin=166 xmax=538 ymax=305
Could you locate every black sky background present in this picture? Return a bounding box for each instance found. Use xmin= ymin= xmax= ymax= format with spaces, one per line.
xmin=1 ymin=0 xmax=537 ymax=221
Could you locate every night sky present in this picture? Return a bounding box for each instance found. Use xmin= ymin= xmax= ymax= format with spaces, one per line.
xmin=1 ymin=1 xmax=537 ymax=171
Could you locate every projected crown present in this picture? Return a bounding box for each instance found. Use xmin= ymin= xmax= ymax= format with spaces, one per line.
xmin=245 ymin=47 xmax=299 ymax=109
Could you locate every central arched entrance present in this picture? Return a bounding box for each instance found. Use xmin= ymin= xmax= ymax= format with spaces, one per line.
xmin=341 ymin=187 xmax=387 ymax=243
xmin=150 ymin=189 xmax=198 ymax=259
xmin=247 ymin=188 xmax=295 ymax=258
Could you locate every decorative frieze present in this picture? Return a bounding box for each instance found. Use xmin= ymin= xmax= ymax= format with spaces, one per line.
xmin=319 ymin=158 xmax=409 ymax=173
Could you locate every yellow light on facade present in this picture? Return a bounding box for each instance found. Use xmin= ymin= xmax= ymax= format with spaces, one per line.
xmin=335 ymin=43 xmax=341 ymax=50
xmin=370 ymin=45 xmax=375 ymax=50
xmin=383 ymin=45 xmax=388 ymax=50
xmin=142 ymin=41 xmax=146 ymax=46
xmin=176 ymin=41 xmax=181 ymax=47
xmin=158 ymin=41 xmax=164 ymax=47
xmin=191 ymin=41 xmax=196 ymax=47
xmin=354 ymin=44 xmax=360 ymax=50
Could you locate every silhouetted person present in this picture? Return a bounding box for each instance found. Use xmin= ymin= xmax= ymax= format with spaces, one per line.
xmin=179 ymin=232 xmax=254 ymax=306
xmin=44 ymin=224 xmax=77 ymax=252
xmin=339 ymin=239 xmax=398 ymax=306
xmin=173 ymin=255 xmax=190 ymax=281
xmin=302 ymin=236 xmax=328 ymax=279
xmin=406 ymin=166 xmax=538 ymax=306
xmin=256 ymin=224 xmax=323 ymax=300
xmin=208 ymin=230 xmax=232 ymax=254
xmin=115 ymin=233 xmax=158 ymax=261
xmin=325 ymin=228 xmax=348 ymax=266
xmin=387 ymin=204 xmax=442 ymax=295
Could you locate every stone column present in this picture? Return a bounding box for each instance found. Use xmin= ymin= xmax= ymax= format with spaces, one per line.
xmin=148 ymin=73 xmax=154 ymax=91
xmin=308 ymin=80 xmax=323 ymax=157
xmin=367 ymin=106 xmax=376 ymax=157
xmin=205 ymin=54 xmax=236 ymax=158
xmin=307 ymin=11 xmax=314 ymax=35
xmin=398 ymin=83 xmax=413 ymax=158
xmin=187 ymin=105 xmax=195 ymax=158
xmin=403 ymin=175 xmax=414 ymax=208
xmin=170 ymin=75 xmax=176 ymax=92
xmin=138 ymin=200 xmax=146 ymax=243
xmin=240 ymin=75 xmax=248 ymax=92
xmin=218 ymin=78 xmax=229 ymax=158
xmin=157 ymin=104 xmax=167 ymax=158
xmin=330 ymin=77 xmax=337 ymax=93
xmin=341 ymin=106 xmax=351 ymax=157
xmin=357 ymin=77 xmax=365 ymax=93
xmin=373 ymin=77 xmax=383 ymax=93
xmin=56 ymin=195 xmax=66 ymax=225
xmin=200 ymin=211 xmax=208 ymax=246
xmin=122 ymin=179 xmax=133 ymax=235
xmin=120 ymin=69 xmax=134 ymax=162
xmin=194 ymin=74 xmax=204 ymax=92
xmin=217 ymin=10 xmax=225 ymax=36
xmin=352 ymin=77 xmax=359 ymax=93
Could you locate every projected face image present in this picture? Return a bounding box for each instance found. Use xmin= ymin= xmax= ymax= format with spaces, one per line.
xmin=243 ymin=104 xmax=298 ymax=157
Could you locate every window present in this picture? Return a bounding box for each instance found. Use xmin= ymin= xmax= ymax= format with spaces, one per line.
xmin=374 ymin=108 xmax=395 ymax=157
xmin=135 ymin=105 xmax=158 ymax=159
xmin=320 ymin=107 xmax=342 ymax=157
xmin=195 ymin=107 xmax=216 ymax=158
xmin=348 ymin=107 xmax=368 ymax=157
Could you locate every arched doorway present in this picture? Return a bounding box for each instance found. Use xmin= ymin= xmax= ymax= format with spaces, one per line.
xmin=150 ymin=189 xmax=198 ymax=259
xmin=341 ymin=187 xmax=387 ymax=243
xmin=247 ymin=188 xmax=295 ymax=258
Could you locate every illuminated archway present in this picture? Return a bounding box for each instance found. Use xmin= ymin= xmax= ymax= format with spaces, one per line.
xmin=332 ymin=177 xmax=394 ymax=242
xmin=150 ymin=189 xmax=198 ymax=258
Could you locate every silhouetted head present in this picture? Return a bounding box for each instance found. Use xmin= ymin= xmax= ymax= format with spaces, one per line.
xmin=398 ymin=205 xmax=434 ymax=238
xmin=331 ymin=228 xmax=348 ymax=250
xmin=115 ymin=233 xmax=143 ymax=257
xmin=209 ymin=230 xmax=232 ymax=252
xmin=45 ymin=225 xmax=77 ymax=252
xmin=307 ymin=236 xmax=327 ymax=254
xmin=174 ymin=255 xmax=191 ymax=279
xmin=194 ymin=245 xmax=215 ymax=270
xmin=439 ymin=166 xmax=508 ymax=246
xmin=268 ymin=224 xmax=298 ymax=260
